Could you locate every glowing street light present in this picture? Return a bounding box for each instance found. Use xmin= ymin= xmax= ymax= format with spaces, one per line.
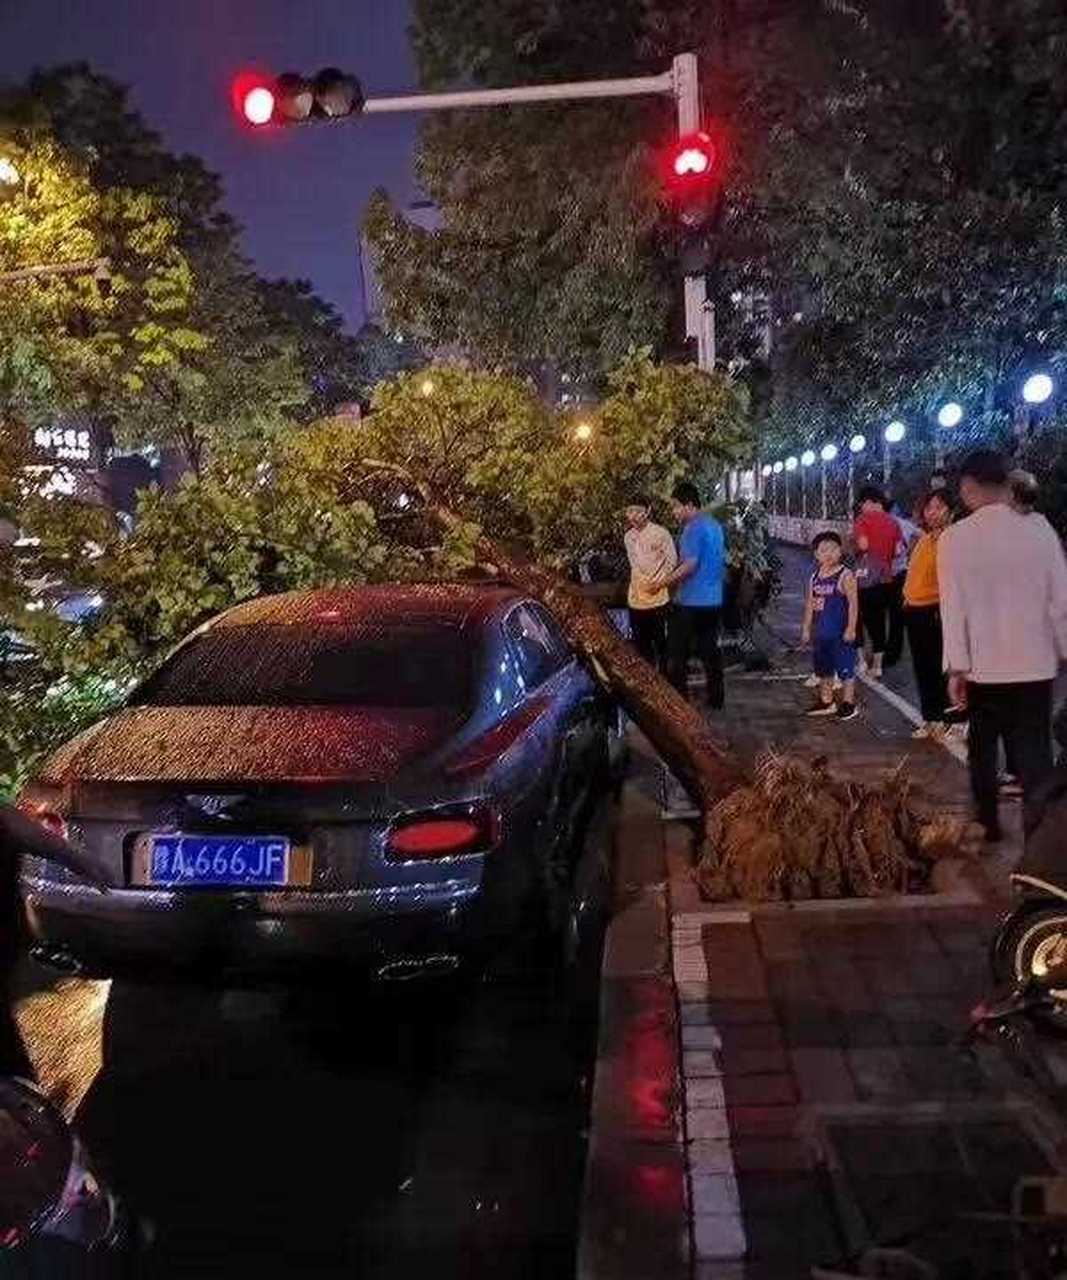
xmin=785 ymin=456 xmax=798 ymax=472
xmin=0 ymin=156 xmax=19 ymax=186
xmin=761 ymin=463 xmax=772 ymax=477
xmin=574 ymin=420 xmax=594 ymax=443
xmin=772 ymin=460 xmax=784 ymax=474
xmin=883 ymin=420 xmax=906 ymax=483
xmin=937 ymin=401 xmax=963 ymax=429
xmin=818 ymin=444 xmax=837 ymax=519
xmin=420 ymin=377 xmax=435 ymax=397
xmin=801 ymin=449 xmax=816 ymax=467
xmin=849 ymin=434 xmax=866 ymax=454
xmin=1022 ymin=373 xmax=1054 ymax=405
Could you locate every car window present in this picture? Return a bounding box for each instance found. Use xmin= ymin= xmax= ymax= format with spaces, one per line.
xmin=129 ymin=623 xmax=475 ymax=710
xmin=504 ymin=605 xmax=565 ymax=690
xmin=529 ymin=604 xmax=572 ymax=667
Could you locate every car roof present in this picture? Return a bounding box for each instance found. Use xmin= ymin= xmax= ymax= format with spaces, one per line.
xmin=211 ymin=583 xmax=526 ymax=632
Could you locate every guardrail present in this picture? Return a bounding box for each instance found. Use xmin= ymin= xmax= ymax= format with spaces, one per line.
xmin=768 ymin=514 xmax=851 ymax=546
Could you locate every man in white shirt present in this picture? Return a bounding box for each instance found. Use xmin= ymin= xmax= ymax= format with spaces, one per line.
xmin=938 ymin=450 xmax=1067 ymax=842
xmin=623 ymin=496 xmax=677 ymax=673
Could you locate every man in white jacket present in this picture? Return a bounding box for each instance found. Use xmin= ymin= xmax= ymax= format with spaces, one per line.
xmin=623 ymin=496 xmax=677 ymax=673
xmin=938 ymin=450 xmax=1067 ymax=842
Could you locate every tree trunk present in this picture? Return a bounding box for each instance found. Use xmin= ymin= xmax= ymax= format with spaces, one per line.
xmin=437 ymin=510 xmax=745 ymax=817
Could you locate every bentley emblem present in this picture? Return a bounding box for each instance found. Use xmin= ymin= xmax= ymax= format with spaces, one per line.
xmin=185 ymin=793 xmax=245 ymax=819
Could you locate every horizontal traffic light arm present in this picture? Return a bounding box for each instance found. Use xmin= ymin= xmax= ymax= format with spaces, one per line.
xmin=361 ymin=71 xmax=674 ymax=115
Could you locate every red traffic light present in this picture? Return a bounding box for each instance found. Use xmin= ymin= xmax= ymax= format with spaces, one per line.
xmin=243 ymin=86 xmax=275 ymax=126
xmin=231 ymin=67 xmax=364 ymax=128
xmin=666 ymin=132 xmax=717 ymax=184
xmin=232 ymin=73 xmax=276 ymax=127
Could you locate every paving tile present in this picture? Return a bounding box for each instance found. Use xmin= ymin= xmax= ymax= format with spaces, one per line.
xmin=691 ymin=1173 xmax=740 ymax=1216
xmin=687 ymin=1108 xmax=730 ymax=1141
xmin=839 ymin=1012 xmax=896 ymax=1048
xmin=719 ymin=1024 xmax=785 ymax=1054
xmin=684 ymin=1049 xmax=725 ymax=1078
xmin=720 ymin=1046 xmax=790 ymax=1077
xmin=731 ymin=1138 xmax=812 ymax=1172
xmin=788 ymin=1047 xmax=858 ymax=1103
xmin=752 ymin=915 xmax=805 ymax=961
xmin=899 ymin=1046 xmax=991 ymax=1098
xmin=740 ymin=1211 xmax=839 ymax=1268
xmin=780 ymin=1010 xmax=845 ymax=1049
xmin=724 ymin=1073 xmax=798 ymax=1106
xmin=704 ymin=1000 xmax=779 ymax=1026
xmin=689 ymin=1139 xmax=737 ymax=1174
xmin=687 ymin=1077 xmax=727 ymax=1108
xmin=845 ymin=1047 xmax=908 ymax=1101
xmin=726 ymin=1106 xmax=801 ymax=1139
xmin=683 ymin=1024 xmax=724 ymax=1050
xmin=693 ymin=1212 xmax=747 ymax=1260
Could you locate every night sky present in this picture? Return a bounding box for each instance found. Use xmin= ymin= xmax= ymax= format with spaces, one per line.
xmin=1 ymin=0 xmax=420 ymax=329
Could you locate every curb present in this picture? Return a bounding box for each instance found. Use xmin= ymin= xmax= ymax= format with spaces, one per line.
xmin=577 ymin=780 xmax=690 ymax=1280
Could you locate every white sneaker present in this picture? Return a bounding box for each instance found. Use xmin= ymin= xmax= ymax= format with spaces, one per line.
xmin=911 ymin=722 xmax=946 ymax=740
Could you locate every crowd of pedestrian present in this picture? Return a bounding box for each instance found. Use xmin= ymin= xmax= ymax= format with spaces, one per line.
xmin=625 ymin=450 xmax=1067 ymax=851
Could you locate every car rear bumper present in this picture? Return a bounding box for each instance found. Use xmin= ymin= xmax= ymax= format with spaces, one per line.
xmin=21 ymin=877 xmax=488 ymax=979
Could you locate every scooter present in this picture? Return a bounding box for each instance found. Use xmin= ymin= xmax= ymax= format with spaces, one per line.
xmin=0 ymin=802 xmax=124 ymax=1259
xmin=987 ymin=752 xmax=1067 ymax=1035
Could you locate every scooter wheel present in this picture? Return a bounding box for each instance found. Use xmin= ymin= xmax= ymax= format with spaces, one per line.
xmin=995 ymin=906 xmax=1067 ymax=1035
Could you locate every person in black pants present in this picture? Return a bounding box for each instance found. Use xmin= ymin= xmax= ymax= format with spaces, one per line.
xmin=939 ymin=449 xmax=1067 ymax=842
xmin=902 ymin=491 xmax=954 ymax=736
xmin=655 ymin=483 xmax=727 ymax=710
xmin=667 ymin=604 xmax=724 ymax=709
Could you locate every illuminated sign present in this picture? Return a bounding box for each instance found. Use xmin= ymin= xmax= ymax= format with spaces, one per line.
xmin=34 ymin=426 xmax=92 ymax=462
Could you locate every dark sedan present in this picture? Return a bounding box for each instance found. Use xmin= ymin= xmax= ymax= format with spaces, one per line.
xmin=18 ymin=584 xmax=616 ymax=979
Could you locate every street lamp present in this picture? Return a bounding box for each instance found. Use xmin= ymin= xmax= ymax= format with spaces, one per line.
xmin=800 ymin=449 xmax=815 ymax=518
xmin=847 ymin=435 xmax=865 ymax=513
xmin=783 ymin=456 xmax=798 ymax=517
xmin=937 ymin=401 xmax=963 ymax=429
xmin=1022 ymin=373 xmax=1054 ymax=405
xmin=819 ymin=443 xmax=837 ymax=519
xmin=574 ymin=420 xmax=594 ymax=443
xmin=1016 ymin=372 xmax=1055 ymax=442
xmin=0 ymin=157 xmax=19 ymax=186
xmin=420 ymin=377 xmax=435 ymax=397
xmin=883 ymin=420 xmax=906 ymax=483
xmin=935 ymin=401 xmax=962 ymax=466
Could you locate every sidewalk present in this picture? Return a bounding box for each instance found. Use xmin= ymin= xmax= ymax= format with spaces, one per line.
xmin=660 ymin=582 xmax=1064 ymax=1278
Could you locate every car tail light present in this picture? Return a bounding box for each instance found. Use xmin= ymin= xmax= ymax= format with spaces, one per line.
xmin=15 ymin=799 xmax=67 ymax=841
xmin=444 ymin=695 xmax=552 ymax=777
xmin=386 ymin=805 xmax=497 ymax=861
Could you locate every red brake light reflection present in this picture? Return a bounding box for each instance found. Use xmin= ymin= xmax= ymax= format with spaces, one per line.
xmin=16 ymin=800 xmax=67 ymax=841
xmin=386 ymin=809 xmax=496 ymax=860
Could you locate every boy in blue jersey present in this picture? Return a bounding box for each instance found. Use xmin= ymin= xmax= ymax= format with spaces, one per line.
xmin=655 ymin=482 xmax=727 ymax=710
xmin=801 ymin=531 xmax=860 ymax=721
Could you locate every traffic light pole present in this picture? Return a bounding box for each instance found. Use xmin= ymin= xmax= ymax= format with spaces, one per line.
xmin=344 ymin=53 xmax=713 ymax=371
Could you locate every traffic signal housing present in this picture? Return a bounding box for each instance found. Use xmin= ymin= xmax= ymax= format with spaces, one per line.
xmin=663 ymin=130 xmax=721 ymax=273
xmin=233 ymin=68 xmax=364 ymax=127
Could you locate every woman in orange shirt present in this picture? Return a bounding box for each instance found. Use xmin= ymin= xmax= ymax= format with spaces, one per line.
xmin=903 ymin=490 xmax=954 ymax=738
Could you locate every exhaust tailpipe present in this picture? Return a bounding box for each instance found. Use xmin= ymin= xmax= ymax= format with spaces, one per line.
xmin=375 ymin=954 xmax=460 ymax=983
xmin=30 ymin=944 xmax=86 ymax=976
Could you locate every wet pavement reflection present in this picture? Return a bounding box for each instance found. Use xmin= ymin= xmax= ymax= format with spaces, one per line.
xmin=17 ymin=965 xmax=599 ymax=1278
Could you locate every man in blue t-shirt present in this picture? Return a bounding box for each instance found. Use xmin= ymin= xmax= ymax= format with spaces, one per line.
xmin=655 ymin=482 xmax=726 ymax=709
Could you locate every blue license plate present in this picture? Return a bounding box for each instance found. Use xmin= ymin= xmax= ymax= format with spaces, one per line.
xmin=148 ymin=835 xmax=291 ymax=887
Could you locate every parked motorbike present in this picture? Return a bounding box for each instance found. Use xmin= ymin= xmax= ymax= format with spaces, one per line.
xmin=987 ymin=746 xmax=1067 ymax=1034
